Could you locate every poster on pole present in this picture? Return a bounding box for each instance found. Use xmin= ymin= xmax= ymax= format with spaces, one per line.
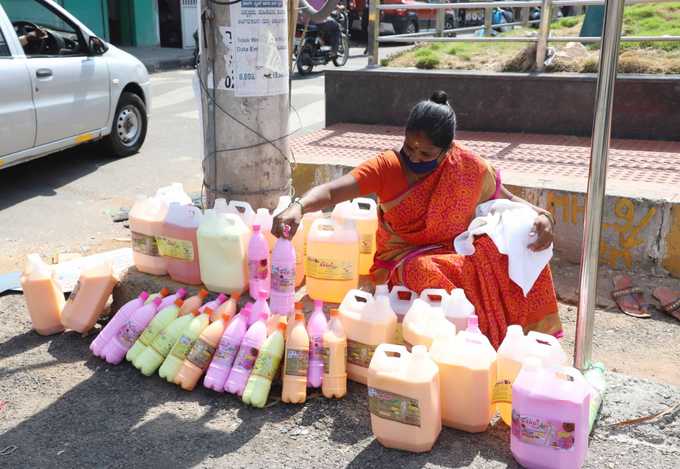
xmin=230 ymin=0 xmax=289 ymax=97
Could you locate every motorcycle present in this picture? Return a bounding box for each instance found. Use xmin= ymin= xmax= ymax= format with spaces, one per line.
xmin=295 ymin=7 xmax=350 ymax=75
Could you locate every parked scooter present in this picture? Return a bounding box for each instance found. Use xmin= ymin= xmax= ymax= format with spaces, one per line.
xmin=295 ymin=7 xmax=350 ymax=75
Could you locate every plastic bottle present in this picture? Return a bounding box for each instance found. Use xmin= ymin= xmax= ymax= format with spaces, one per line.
xmin=250 ymin=290 xmax=271 ymax=328
xmin=306 ymin=218 xmax=360 ymax=304
xmin=158 ymin=288 xmax=187 ymax=310
xmin=179 ymin=288 xmax=209 ymax=316
xmin=101 ymin=297 xmax=162 ymax=365
xmin=129 ymin=195 xmax=169 ymax=275
xmin=332 ymin=198 xmax=378 ymax=275
xmin=402 ymin=298 xmax=456 ymax=349
xmin=91 ymin=291 xmax=149 ymax=357
xmin=133 ymin=311 xmax=195 ymax=376
xmin=242 ymin=320 xmax=286 ymax=408
xmin=60 ymin=263 xmax=118 ymax=333
xmin=203 ymin=311 xmax=248 ymax=392
xmin=270 ymin=225 xmax=296 ymax=316
xmin=307 ymin=300 xmax=328 ymax=388
xmin=338 ymin=289 xmax=397 ymax=385
xmin=292 ymin=219 xmax=305 ymax=287
xmin=197 ymin=210 xmax=250 ymax=293
xmin=126 ymin=299 xmax=183 ymax=363
xmin=430 ymin=315 xmax=497 ymax=433
xmin=199 ymin=293 xmax=227 ymax=315
xmin=212 ymin=292 xmax=241 ymax=323
xmin=511 ymin=358 xmax=590 ymax=469
xmin=224 ymin=311 xmax=268 ymax=395
xmin=159 ymin=309 xmax=211 ymax=383
xmin=248 ymin=224 xmax=271 ymax=299
xmin=145 ymin=287 xmax=170 ymax=306
xmin=175 ymin=312 xmax=230 ymax=390
xmin=444 ymin=288 xmax=476 ymax=332
xmin=388 ymin=285 xmax=416 ymax=345
xmin=322 ymin=308 xmax=347 ymax=399
xmin=493 ymin=325 xmax=527 ymax=426
xmin=367 ymin=344 xmax=441 ymax=453
xmin=254 ymin=208 xmax=276 ymax=253
xmin=159 ymin=203 xmax=203 ymax=285
xmin=282 ymin=310 xmax=309 ymax=403
xmin=240 ymin=302 xmax=254 ymax=327
xmin=20 ymin=254 xmax=65 ymax=336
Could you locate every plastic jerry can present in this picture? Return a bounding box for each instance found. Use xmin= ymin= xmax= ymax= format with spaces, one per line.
xmin=129 ymin=195 xmax=168 ymax=275
xmin=525 ymin=331 xmax=568 ymax=368
xmin=159 ymin=203 xmax=203 ymax=285
xmin=367 ymin=344 xmax=441 ymax=453
xmin=60 ymin=263 xmax=118 ymax=333
xmin=444 ymin=288 xmax=476 ymax=332
xmin=20 ymin=254 xmax=65 ymax=336
xmin=154 ymin=182 xmax=192 ymax=206
xmin=306 ymin=218 xmax=359 ymax=304
xmin=224 ymin=200 xmax=256 ymax=227
xmin=493 ymin=325 xmax=528 ymax=426
xmin=332 ymin=198 xmax=378 ymax=275
xmin=197 ymin=210 xmax=250 ymax=293
xmin=511 ymin=358 xmax=590 ymax=469
xmin=430 ymin=316 xmax=497 ymax=433
xmin=402 ymin=298 xmax=456 ymax=350
xmin=338 ymin=289 xmax=396 ymax=385
xmin=388 ymin=285 xmax=416 ymax=345
xmin=419 ymin=289 xmax=449 ymax=317
xmin=292 ymin=219 xmax=306 ymax=287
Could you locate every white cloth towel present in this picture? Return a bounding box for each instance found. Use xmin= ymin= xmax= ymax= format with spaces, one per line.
xmin=453 ymin=199 xmax=553 ymax=296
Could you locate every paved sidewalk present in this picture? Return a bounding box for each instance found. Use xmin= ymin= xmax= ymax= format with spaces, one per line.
xmin=122 ymin=46 xmax=195 ymax=73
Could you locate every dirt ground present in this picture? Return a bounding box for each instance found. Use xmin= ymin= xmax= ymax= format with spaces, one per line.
xmin=1 ymin=291 xmax=679 ymax=468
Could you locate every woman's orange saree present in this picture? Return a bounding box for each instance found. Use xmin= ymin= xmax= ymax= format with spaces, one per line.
xmin=370 ymin=145 xmax=561 ymax=348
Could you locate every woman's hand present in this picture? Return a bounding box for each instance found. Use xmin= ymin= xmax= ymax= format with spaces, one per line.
xmin=528 ymin=213 xmax=554 ymax=252
xmin=272 ymin=203 xmax=303 ymax=239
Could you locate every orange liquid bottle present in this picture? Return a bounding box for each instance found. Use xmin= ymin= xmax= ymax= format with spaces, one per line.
xmin=322 ymin=308 xmax=347 ymax=399
xmin=20 ymin=254 xmax=65 ymax=335
xmin=60 ymin=263 xmax=118 ymax=333
xmin=282 ymin=310 xmax=309 ymax=403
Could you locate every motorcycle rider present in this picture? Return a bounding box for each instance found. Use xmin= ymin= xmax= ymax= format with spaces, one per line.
xmin=306 ymin=0 xmax=343 ymax=57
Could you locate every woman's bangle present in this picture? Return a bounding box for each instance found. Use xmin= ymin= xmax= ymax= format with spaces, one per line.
xmin=541 ymin=211 xmax=556 ymax=226
xmin=290 ymin=197 xmax=304 ymax=213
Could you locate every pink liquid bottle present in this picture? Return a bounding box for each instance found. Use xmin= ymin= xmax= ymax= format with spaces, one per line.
xmin=199 ymin=293 xmax=227 ymax=314
xmin=270 ymin=224 xmax=296 ymax=316
xmin=159 ymin=288 xmax=187 ymax=311
xmin=90 ymin=291 xmax=149 ymax=357
xmin=241 ymin=302 xmax=255 ymax=327
xmin=249 ymin=292 xmax=270 ymax=327
xmin=307 ymin=299 xmax=328 ymax=388
xmin=101 ymin=297 xmax=162 ymax=365
xmin=203 ymin=311 xmax=248 ymax=392
xmin=248 ymin=224 xmax=270 ymax=299
xmin=224 ymin=311 xmax=268 ymax=396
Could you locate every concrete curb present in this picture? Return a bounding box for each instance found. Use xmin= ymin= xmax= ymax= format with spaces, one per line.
xmin=142 ymin=57 xmax=195 ymax=74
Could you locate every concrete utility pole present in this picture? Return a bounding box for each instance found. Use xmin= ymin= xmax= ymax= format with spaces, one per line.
xmin=198 ymin=0 xmax=292 ymax=211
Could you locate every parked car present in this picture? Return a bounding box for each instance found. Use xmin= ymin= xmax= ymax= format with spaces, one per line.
xmin=352 ymin=0 xmax=457 ymax=35
xmin=0 ymin=0 xmax=150 ymax=170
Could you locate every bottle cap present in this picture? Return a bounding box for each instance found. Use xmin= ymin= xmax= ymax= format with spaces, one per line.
xmin=231 ymin=292 xmax=242 ymax=301
xmin=242 ymin=302 xmax=254 ymax=313
xmin=191 ymin=309 xmax=201 ymax=317
xmin=295 ymin=311 xmax=304 ymax=322
xmin=314 ymin=299 xmax=323 ymax=310
xmin=199 ymin=289 xmax=209 ymax=299
xmin=204 ymin=307 xmax=214 ymax=317
xmin=216 ymin=293 xmax=228 ymax=304
xmin=467 ymin=314 xmax=480 ymax=332
xmin=506 ymin=324 xmax=524 ymax=337
xmin=221 ymin=313 xmax=231 ymax=322
xmin=153 ymin=297 xmax=163 ymax=306
xmin=160 ymin=287 xmax=170 ymax=297
xmin=174 ymin=298 xmax=184 ymax=307
xmin=139 ymin=291 xmax=150 ymax=301
xmin=329 ymin=308 xmax=340 ymax=317
xmin=252 ymin=224 xmax=261 ymax=232
xmin=294 ymin=301 xmax=304 ymax=311
xmin=258 ymin=290 xmax=268 ymax=300
xmin=277 ymin=321 xmax=287 ymax=333
xmin=375 ymin=284 xmax=389 ymax=296
xmin=176 ymin=288 xmax=187 ymax=299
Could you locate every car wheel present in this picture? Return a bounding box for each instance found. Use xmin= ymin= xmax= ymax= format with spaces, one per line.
xmin=104 ymin=92 xmax=147 ymax=158
xmin=406 ymin=21 xmax=417 ymax=35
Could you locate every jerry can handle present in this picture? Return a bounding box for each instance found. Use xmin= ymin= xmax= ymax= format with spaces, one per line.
xmin=352 ymin=197 xmax=377 ymax=212
xmin=390 ymin=285 xmax=415 ymax=302
xmin=420 ymin=288 xmax=450 ymax=304
xmin=372 ymin=343 xmax=407 ymax=373
xmin=229 ymin=200 xmax=255 ymax=215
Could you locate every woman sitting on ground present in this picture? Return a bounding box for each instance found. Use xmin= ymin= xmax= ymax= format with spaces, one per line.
xmin=273 ymin=91 xmax=561 ymax=347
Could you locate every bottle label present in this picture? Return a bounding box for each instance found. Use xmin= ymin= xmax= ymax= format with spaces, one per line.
xmin=131 ymin=232 xmax=160 ymax=257
xmin=138 ymin=321 xmax=163 ymax=347
xmin=492 ymin=380 xmax=513 ymax=405
xmin=233 ymin=345 xmax=259 ymax=371
xmin=284 ymin=348 xmax=308 ymax=377
xmin=150 ymin=330 xmax=177 ymax=357
xmin=359 ymin=233 xmax=374 ymax=255
xmin=214 ymin=341 xmax=240 ymax=366
xmin=322 ymin=343 xmax=347 ymax=374
xmin=156 ymin=236 xmax=195 ymax=261
xmin=271 ymin=264 xmax=295 ymax=293
xmin=170 ymin=334 xmax=196 ymax=360
xmin=305 ymin=256 xmax=355 ymax=281
xmin=368 ymin=387 xmax=421 ymax=427
xmin=346 ymin=339 xmax=377 ymax=369
xmin=186 ymin=338 xmax=216 ymax=370
xmin=117 ymin=321 xmax=141 ymax=348
xmin=248 ymin=259 xmax=269 ymax=281
xmin=511 ymin=412 xmax=576 ymax=451
xmin=309 ymin=335 xmax=323 ymax=363
xmin=251 ymin=350 xmax=282 ymax=381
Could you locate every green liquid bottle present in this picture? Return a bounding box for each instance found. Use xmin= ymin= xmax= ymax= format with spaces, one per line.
xmin=159 ymin=310 xmax=210 ymax=383
xmin=242 ymin=321 xmax=286 ymax=408
xmin=127 ymin=299 xmax=183 ymax=363
xmin=134 ymin=312 xmax=194 ymax=376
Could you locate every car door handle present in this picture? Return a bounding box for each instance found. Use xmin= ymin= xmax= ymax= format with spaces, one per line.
xmin=36 ymin=68 xmax=53 ymax=78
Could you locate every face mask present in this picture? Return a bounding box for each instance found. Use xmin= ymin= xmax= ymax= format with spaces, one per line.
xmin=400 ymin=148 xmax=443 ymax=174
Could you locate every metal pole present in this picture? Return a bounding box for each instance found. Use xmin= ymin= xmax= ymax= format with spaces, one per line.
xmin=484 ymin=6 xmax=492 ymax=36
xmin=367 ymin=0 xmax=380 ymax=66
xmin=436 ymin=9 xmax=445 ymax=37
xmin=574 ymin=0 xmax=626 ymax=371
xmin=535 ymin=0 xmax=552 ymax=72
xmin=521 ymin=6 xmax=530 ymax=26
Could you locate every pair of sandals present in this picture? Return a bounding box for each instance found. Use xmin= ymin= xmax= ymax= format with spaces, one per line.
xmin=611 ymin=274 xmax=680 ymax=321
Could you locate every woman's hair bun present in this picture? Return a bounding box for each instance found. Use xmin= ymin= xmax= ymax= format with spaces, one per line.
xmin=429 ymin=90 xmax=449 ymax=105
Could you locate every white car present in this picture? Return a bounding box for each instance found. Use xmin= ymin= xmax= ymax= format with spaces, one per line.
xmin=0 ymin=0 xmax=150 ymax=170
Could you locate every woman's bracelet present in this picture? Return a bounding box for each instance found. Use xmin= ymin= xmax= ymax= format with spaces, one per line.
xmin=290 ymin=197 xmax=304 ymax=213
xmin=541 ymin=211 xmax=556 ymax=226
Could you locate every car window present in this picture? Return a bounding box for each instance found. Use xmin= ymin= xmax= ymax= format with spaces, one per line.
xmin=3 ymin=0 xmax=86 ymax=56
xmin=0 ymin=29 xmax=9 ymax=57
